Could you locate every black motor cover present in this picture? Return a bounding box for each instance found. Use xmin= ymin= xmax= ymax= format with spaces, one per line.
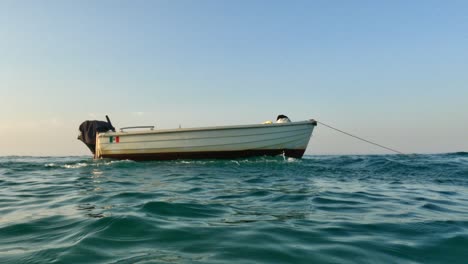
xmin=78 ymin=120 xmax=115 ymax=154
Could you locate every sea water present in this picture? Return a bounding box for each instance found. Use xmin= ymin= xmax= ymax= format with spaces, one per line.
xmin=1 ymin=153 xmax=468 ymax=263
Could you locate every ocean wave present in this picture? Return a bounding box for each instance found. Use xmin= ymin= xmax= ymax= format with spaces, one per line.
xmin=443 ymin=151 xmax=468 ymax=156
xmin=140 ymin=201 xmax=227 ymax=219
xmin=2 ymin=153 xmax=468 ymax=263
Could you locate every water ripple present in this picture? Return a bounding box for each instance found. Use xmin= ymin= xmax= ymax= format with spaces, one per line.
xmin=1 ymin=153 xmax=468 ymax=263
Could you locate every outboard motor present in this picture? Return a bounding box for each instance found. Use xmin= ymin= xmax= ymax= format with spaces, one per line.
xmin=78 ymin=115 xmax=115 ymax=154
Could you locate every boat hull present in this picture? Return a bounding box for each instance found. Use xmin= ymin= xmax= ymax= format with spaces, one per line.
xmin=99 ymin=149 xmax=306 ymax=161
xmin=95 ymin=120 xmax=316 ymax=160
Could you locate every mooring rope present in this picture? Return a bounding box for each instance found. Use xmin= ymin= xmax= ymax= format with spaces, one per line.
xmin=317 ymin=121 xmax=405 ymax=154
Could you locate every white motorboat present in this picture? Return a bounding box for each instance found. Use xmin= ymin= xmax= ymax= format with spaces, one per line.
xmin=78 ymin=115 xmax=317 ymax=160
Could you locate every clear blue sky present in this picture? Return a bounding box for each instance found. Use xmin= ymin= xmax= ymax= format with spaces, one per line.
xmin=1 ymin=1 xmax=467 ymax=155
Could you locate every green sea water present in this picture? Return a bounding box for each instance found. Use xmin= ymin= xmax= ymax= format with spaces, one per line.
xmin=1 ymin=153 xmax=468 ymax=263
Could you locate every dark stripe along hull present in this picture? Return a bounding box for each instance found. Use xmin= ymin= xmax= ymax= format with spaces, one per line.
xmin=101 ymin=149 xmax=306 ymax=161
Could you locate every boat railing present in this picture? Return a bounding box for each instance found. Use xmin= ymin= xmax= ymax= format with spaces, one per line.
xmin=120 ymin=126 xmax=155 ymax=132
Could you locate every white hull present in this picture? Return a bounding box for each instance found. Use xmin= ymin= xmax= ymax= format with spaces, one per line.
xmin=95 ymin=120 xmax=316 ymax=160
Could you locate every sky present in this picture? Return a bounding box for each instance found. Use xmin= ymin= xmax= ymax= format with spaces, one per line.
xmin=1 ymin=0 xmax=467 ymax=156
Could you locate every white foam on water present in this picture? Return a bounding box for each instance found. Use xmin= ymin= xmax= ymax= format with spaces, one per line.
xmin=63 ymin=163 xmax=88 ymax=169
xmin=286 ymin=157 xmax=299 ymax=163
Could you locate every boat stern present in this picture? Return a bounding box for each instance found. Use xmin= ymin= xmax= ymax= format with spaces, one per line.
xmin=78 ymin=116 xmax=115 ymax=156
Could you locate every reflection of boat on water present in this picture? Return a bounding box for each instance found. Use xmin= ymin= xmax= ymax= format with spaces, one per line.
xmin=78 ymin=115 xmax=317 ymax=161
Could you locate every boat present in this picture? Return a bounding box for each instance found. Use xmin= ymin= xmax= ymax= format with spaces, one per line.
xmin=78 ymin=115 xmax=317 ymax=160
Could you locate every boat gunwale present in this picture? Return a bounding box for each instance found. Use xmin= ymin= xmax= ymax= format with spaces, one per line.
xmin=100 ymin=120 xmax=316 ymax=137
